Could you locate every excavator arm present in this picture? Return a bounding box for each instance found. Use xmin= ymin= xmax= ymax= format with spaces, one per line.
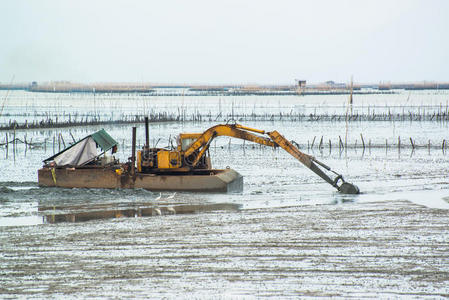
xmin=267 ymin=130 xmax=359 ymax=194
xmin=182 ymin=123 xmax=359 ymax=194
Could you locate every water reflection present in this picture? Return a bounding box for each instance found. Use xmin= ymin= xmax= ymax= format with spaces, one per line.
xmin=39 ymin=201 xmax=241 ymax=224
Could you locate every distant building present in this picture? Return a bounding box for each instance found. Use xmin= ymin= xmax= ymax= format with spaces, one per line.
xmin=324 ymin=81 xmax=346 ymax=89
xmin=296 ymin=80 xmax=306 ymax=88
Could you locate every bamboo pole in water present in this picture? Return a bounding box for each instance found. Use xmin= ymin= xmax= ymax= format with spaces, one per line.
xmin=360 ymin=134 xmax=365 ymax=150
xmin=12 ymin=125 xmax=16 ymax=161
xmin=60 ymin=134 xmax=66 ymax=148
xmin=410 ymin=137 xmax=415 ymax=150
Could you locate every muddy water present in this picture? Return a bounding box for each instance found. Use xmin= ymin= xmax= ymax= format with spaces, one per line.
xmin=1 ymin=200 xmax=448 ymax=298
xmin=1 ymin=91 xmax=449 ymax=297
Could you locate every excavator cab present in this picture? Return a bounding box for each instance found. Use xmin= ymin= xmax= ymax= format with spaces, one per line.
xmin=136 ymin=125 xmax=213 ymax=173
xmin=177 ymin=133 xmax=212 ymax=169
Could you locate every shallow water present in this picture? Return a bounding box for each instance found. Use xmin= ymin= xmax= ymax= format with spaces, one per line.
xmin=0 ymin=91 xmax=448 ymax=298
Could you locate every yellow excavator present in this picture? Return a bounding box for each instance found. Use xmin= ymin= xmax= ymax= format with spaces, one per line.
xmin=136 ymin=119 xmax=359 ymax=194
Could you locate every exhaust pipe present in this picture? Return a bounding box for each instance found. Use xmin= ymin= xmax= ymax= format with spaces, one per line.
xmin=145 ymin=116 xmax=149 ymax=148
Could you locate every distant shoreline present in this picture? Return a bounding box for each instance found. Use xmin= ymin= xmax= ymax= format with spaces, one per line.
xmin=0 ymin=81 xmax=448 ymax=95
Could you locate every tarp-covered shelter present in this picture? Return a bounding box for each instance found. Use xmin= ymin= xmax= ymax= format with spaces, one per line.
xmin=44 ymin=129 xmax=118 ymax=167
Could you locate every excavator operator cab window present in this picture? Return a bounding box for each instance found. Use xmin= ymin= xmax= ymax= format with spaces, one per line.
xmin=180 ymin=138 xmax=196 ymax=151
xmin=177 ymin=133 xmax=203 ymax=152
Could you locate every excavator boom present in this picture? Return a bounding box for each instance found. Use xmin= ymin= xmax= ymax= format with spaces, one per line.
xmin=181 ymin=124 xmax=359 ymax=194
xmin=184 ymin=124 xmax=275 ymax=158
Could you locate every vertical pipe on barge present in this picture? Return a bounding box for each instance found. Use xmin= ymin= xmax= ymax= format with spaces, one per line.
xmin=131 ymin=127 xmax=136 ymax=176
xmin=145 ymin=116 xmax=149 ymax=147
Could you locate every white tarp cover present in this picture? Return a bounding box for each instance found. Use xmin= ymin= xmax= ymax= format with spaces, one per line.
xmin=54 ymin=137 xmax=97 ymax=166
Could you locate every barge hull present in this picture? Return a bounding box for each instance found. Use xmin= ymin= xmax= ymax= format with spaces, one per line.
xmin=38 ymin=168 xmax=243 ymax=193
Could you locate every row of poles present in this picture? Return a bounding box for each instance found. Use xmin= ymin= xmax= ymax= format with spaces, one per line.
xmin=1 ymin=110 xmax=449 ymax=131
xmin=304 ymin=135 xmax=448 ymax=152
xmin=1 ymin=131 xmax=448 ymax=154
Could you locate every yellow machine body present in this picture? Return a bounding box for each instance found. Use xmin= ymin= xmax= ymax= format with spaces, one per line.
xmin=157 ymin=150 xmax=182 ymax=169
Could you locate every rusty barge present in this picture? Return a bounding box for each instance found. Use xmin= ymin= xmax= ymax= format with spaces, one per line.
xmin=38 ymin=167 xmax=242 ymax=192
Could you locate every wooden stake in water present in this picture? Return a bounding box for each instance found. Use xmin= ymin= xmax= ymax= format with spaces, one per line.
xmin=12 ymin=125 xmax=16 ymax=161
xmin=410 ymin=137 xmax=415 ymax=150
xmin=60 ymin=134 xmax=66 ymax=148
xmin=70 ymin=131 xmax=76 ymax=143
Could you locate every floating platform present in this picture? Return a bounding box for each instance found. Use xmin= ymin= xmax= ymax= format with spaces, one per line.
xmin=38 ymin=167 xmax=243 ymax=193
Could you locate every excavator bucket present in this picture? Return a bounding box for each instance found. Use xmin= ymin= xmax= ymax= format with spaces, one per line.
xmin=338 ymin=182 xmax=360 ymax=194
xmin=331 ymin=173 xmax=360 ymax=194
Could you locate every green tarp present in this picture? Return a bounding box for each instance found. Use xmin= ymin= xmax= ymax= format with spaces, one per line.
xmin=91 ymin=129 xmax=117 ymax=152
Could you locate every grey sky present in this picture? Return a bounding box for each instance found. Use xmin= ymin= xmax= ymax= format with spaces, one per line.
xmin=0 ymin=0 xmax=448 ymax=84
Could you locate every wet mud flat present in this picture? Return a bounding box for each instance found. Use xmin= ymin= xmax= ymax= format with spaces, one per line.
xmin=1 ymin=200 xmax=448 ymax=298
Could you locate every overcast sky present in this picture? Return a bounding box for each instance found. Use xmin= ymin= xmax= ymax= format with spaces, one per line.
xmin=0 ymin=0 xmax=448 ymax=84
